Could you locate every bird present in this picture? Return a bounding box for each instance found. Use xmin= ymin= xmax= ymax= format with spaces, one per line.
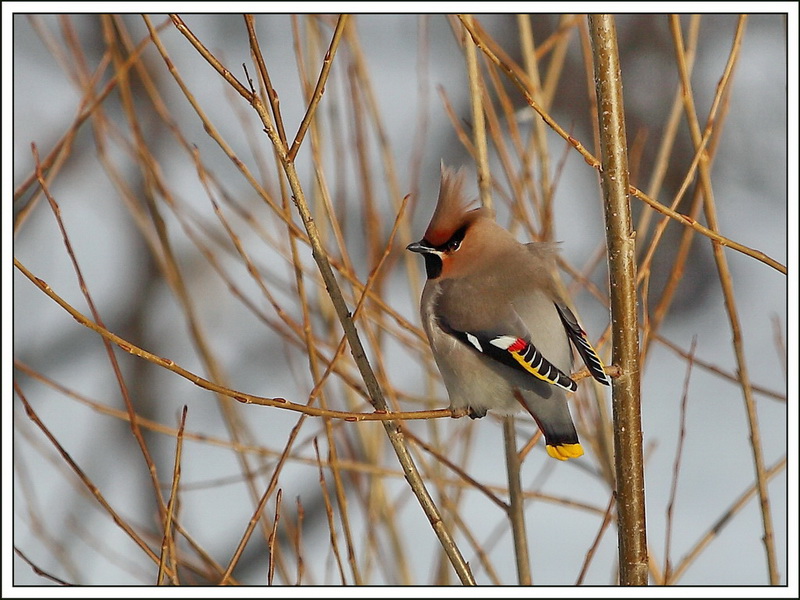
xmin=407 ymin=166 xmax=611 ymax=460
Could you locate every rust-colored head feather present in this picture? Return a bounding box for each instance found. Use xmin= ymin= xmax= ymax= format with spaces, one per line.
xmin=424 ymin=166 xmax=488 ymax=246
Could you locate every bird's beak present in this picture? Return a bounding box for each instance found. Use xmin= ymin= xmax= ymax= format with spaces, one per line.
xmin=407 ymin=239 xmax=443 ymax=279
xmin=407 ymin=240 xmax=433 ymax=254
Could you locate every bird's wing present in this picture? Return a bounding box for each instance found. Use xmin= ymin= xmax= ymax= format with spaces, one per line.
xmin=436 ymin=312 xmax=578 ymax=393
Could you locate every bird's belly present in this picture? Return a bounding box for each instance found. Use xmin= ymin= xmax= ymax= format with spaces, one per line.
xmin=430 ymin=333 xmax=522 ymax=414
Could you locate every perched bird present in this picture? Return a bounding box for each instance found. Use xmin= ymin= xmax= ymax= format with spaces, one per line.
xmin=407 ymin=167 xmax=610 ymax=460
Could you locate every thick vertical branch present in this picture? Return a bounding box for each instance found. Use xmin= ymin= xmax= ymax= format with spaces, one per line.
xmin=587 ymin=14 xmax=648 ymax=586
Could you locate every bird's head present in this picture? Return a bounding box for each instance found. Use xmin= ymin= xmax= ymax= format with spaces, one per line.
xmin=407 ymin=166 xmax=495 ymax=280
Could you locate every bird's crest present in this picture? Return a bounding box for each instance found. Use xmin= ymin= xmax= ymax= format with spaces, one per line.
xmin=424 ymin=166 xmax=478 ymax=247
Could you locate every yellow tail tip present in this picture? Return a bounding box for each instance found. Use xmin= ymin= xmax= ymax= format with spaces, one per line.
xmin=546 ymin=443 xmax=584 ymax=461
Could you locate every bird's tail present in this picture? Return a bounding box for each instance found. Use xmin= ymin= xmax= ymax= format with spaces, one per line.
xmin=516 ymin=390 xmax=584 ymax=461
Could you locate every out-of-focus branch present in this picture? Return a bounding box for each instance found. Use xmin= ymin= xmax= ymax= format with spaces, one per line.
xmin=170 ymin=13 xmax=476 ymax=585
xmin=458 ymin=14 xmax=786 ymax=277
xmin=668 ymin=14 xmax=778 ymax=585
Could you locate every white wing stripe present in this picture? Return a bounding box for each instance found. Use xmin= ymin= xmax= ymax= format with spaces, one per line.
xmin=489 ymin=335 xmax=517 ymax=350
xmin=466 ymin=333 xmax=483 ymax=352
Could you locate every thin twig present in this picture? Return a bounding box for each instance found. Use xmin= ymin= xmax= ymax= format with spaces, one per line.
xmin=295 ymin=497 xmax=305 ymax=585
xmin=267 ymin=489 xmax=283 ymax=585
xmin=158 ymin=406 xmax=188 ymax=585
xmin=15 ymin=384 xmax=170 ymax=575
xmin=313 ymin=439 xmax=348 ymax=584
xmin=33 ymin=143 xmax=168 ymax=527
xmin=14 ymin=547 xmax=73 ymax=586
xmin=630 ymin=187 xmax=785 ymax=275
xmin=171 ymin=16 xmax=480 ymax=583
xmin=458 ymin=14 xmax=601 ymax=170
xmin=663 ymin=338 xmax=697 ymax=584
xmin=576 ymin=492 xmax=616 ymax=585
xmin=458 ymin=14 xmax=786 ymax=276
xmin=288 ymin=14 xmax=349 ymax=160
xmin=670 ymin=457 xmax=786 ymax=583
xmin=217 ymin=458 xmax=285 ymax=584
xmin=14 ymin=18 xmax=169 ymax=215
xmin=404 ymin=431 xmax=508 ymax=512
xmin=243 ymin=14 xmax=288 ymax=147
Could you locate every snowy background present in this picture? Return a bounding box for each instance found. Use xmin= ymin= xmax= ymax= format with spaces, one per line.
xmin=8 ymin=10 xmax=794 ymax=590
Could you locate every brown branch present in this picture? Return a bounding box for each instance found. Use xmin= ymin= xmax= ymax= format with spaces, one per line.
xmin=503 ymin=416 xmax=531 ymax=585
xmin=588 ymin=14 xmax=648 ymax=586
xmin=14 ymin=547 xmax=73 ymax=586
xmin=32 ymin=143 xmax=168 ymax=529
xmin=663 ymin=339 xmax=697 ymax=583
xmin=576 ymin=492 xmax=616 ymax=585
xmin=669 ymin=457 xmax=786 ymax=583
xmin=157 ymin=406 xmax=188 ymax=585
xmin=458 ymin=14 xmax=785 ymax=276
xmin=15 ymin=384 xmax=171 ymax=577
xmin=169 ymin=15 xmax=477 ymax=583
xmin=462 ymin=14 xmax=492 ymax=209
xmin=267 ymin=489 xmax=283 ymax=586
xmin=669 ymin=14 xmax=778 ymax=584
xmin=287 ymin=14 xmax=349 ymax=160
xmin=630 ymin=187 xmax=785 ymax=275
xmin=458 ymin=14 xmax=601 ymax=170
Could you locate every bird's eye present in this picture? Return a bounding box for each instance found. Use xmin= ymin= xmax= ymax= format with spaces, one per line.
xmin=446 ymin=238 xmax=461 ymax=252
xmin=443 ymin=225 xmax=468 ymax=253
